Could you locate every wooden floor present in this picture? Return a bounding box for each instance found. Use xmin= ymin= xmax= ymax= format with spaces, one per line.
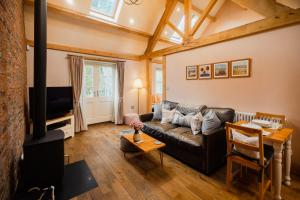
xmin=65 ymin=122 xmax=300 ymax=200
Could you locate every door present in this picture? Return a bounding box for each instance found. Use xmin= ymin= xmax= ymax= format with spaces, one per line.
xmin=83 ymin=61 xmax=116 ymax=125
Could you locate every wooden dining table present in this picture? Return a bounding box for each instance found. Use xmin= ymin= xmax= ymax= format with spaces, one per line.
xmin=235 ymin=121 xmax=294 ymax=200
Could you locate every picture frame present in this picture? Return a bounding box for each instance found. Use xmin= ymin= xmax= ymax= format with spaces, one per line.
xmin=231 ymin=58 xmax=251 ymax=78
xmin=213 ymin=62 xmax=229 ymax=79
xmin=199 ymin=64 xmax=212 ymax=80
xmin=186 ymin=65 xmax=198 ymax=80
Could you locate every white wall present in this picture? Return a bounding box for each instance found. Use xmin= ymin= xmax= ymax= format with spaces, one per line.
xmin=166 ymin=24 xmax=300 ymax=170
xmin=24 ymin=5 xmax=148 ymax=55
xmin=26 ymin=48 xmax=147 ymax=115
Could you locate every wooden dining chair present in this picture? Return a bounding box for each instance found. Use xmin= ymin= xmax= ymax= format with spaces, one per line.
xmin=225 ymin=122 xmax=273 ymax=200
xmin=255 ymin=112 xmax=286 ymax=126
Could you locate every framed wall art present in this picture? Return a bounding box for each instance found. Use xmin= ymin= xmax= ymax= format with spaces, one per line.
xmin=231 ymin=58 xmax=251 ymax=78
xmin=213 ymin=62 xmax=229 ymax=78
xmin=186 ymin=65 xmax=198 ymax=80
xmin=199 ymin=64 xmax=212 ymax=80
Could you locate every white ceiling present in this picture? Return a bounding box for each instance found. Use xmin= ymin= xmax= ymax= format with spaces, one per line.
xmin=49 ymin=0 xmax=166 ymax=33
xmin=30 ymin=0 xmax=296 ymax=55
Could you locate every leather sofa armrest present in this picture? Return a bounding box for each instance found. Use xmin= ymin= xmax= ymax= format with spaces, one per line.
xmin=139 ymin=113 xmax=153 ymax=122
xmin=201 ymin=127 xmax=227 ymax=175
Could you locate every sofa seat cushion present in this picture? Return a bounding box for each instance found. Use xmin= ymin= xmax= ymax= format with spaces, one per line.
xmin=144 ymin=120 xmax=177 ymax=132
xmin=164 ymin=127 xmax=203 ymax=152
xmin=142 ymin=120 xmax=177 ymax=142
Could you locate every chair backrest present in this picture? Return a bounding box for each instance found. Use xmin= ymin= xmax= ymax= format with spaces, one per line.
xmin=255 ymin=112 xmax=286 ymax=125
xmin=225 ymin=122 xmax=264 ymax=166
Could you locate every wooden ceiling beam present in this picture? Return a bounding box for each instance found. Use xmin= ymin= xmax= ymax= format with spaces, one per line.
xmin=184 ymin=0 xmax=192 ymax=42
xmin=146 ymin=9 xmax=300 ymax=58
xmin=167 ymin=21 xmax=185 ymax=38
xmin=144 ymin=0 xmax=178 ymax=55
xmin=24 ymin=0 xmax=175 ymax=45
xmin=191 ymin=0 xmax=218 ymax=36
xmin=27 ymin=40 xmax=143 ymax=61
xmin=231 ymin=0 xmax=292 ymax=17
xmin=177 ymin=0 xmax=216 ymax=21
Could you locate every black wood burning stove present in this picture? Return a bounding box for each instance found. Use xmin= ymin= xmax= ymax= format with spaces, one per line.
xmin=22 ymin=0 xmax=65 ymax=190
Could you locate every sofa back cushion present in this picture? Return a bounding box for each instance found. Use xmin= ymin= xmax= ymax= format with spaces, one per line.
xmin=176 ymin=104 xmax=207 ymax=115
xmin=161 ymin=108 xmax=176 ymax=123
xmin=153 ymin=104 xmax=162 ymax=120
xmin=162 ymin=100 xmax=179 ymax=110
xmin=202 ymin=111 xmax=221 ymax=133
xmin=191 ymin=112 xmax=204 ymax=135
xmin=172 ymin=110 xmax=194 ymax=127
xmin=203 ymin=107 xmax=235 ymax=125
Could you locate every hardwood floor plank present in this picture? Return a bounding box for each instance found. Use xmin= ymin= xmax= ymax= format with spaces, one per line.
xmin=64 ymin=122 xmax=300 ymax=200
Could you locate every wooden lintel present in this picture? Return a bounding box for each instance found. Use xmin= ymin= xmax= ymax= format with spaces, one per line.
xmin=184 ymin=0 xmax=192 ymax=41
xmin=27 ymin=40 xmax=142 ymax=61
xmin=147 ymin=10 xmax=300 ymax=58
xmin=24 ymin=0 xmax=171 ymax=45
xmin=151 ymin=59 xmax=163 ymax=64
xmin=69 ymin=55 xmax=125 ymax=63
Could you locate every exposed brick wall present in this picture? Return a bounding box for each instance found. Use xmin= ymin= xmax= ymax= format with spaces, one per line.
xmin=0 ymin=0 xmax=27 ymax=199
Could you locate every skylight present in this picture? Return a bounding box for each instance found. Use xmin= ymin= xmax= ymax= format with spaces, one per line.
xmin=170 ymin=14 xmax=199 ymax=43
xmin=90 ymin=0 xmax=123 ymax=22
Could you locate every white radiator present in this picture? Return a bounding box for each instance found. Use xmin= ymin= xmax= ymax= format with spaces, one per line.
xmin=234 ymin=111 xmax=256 ymax=122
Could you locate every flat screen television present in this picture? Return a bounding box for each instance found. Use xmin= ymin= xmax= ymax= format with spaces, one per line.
xmin=29 ymin=87 xmax=73 ymax=120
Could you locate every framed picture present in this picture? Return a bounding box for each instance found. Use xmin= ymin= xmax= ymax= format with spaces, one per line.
xmin=199 ymin=64 xmax=212 ymax=79
xmin=186 ymin=65 xmax=198 ymax=80
xmin=213 ymin=62 xmax=229 ymax=78
xmin=231 ymin=59 xmax=251 ymax=78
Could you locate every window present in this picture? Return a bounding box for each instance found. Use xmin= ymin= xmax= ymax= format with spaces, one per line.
xmin=84 ymin=61 xmax=115 ymax=98
xmin=99 ymin=66 xmax=114 ymax=97
xmin=84 ymin=65 xmax=94 ymax=97
xmin=155 ymin=68 xmax=163 ymax=95
xmin=170 ymin=14 xmax=199 ymax=43
xmin=90 ymin=0 xmax=123 ymax=22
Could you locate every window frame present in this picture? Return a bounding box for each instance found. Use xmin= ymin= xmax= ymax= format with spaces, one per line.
xmin=84 ymin=64 xmax=94 ymax=98
xmin=154 ymin=68 xmax=163 ymax=95
xmin=89 ymin=0 xmax=123 ymax=23
xmin=83 ymin=61 xmax=116 ymax=100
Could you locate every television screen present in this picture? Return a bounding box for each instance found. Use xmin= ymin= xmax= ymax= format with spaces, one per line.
xmin=29 ymin=87 xmax=73 ymax=119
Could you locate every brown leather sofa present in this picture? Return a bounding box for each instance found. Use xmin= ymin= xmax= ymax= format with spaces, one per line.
xmin=140 ymin=107 xmax=235 ymax=175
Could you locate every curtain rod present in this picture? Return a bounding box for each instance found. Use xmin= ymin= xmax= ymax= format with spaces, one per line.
xmin=67 ymin=54 xmax=126 ymax=63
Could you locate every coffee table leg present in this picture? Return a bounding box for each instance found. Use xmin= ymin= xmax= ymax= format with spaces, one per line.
xmin=159 ymin=151 xmax=163 ymax=166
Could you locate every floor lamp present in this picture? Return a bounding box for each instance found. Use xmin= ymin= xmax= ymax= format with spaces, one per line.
xmin=133 ymin=79 xmax=143 ymax=114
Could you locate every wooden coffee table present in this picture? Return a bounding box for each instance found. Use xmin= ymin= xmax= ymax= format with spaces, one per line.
xmin=122 ymin=133 xmax=166 ymax=165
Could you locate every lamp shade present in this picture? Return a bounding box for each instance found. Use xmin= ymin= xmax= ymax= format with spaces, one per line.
xmin=133 ymin=79 xmax=143 ymax=89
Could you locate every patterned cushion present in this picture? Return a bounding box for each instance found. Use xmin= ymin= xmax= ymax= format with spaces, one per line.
xmin=162 ymin=100 xmax=178 ymax=110
xmin=191 ymin=112 xmax=204 ymax=135
xmin=176 ymin=104 xmax=207 ymax=115
xmin=171 ymin=110 xmax=194 ymax=127
xmin=161 ymin=108 xmax=176 ymax=123
xmin=153 ymin=104 xmax=162 ymax=120
xmin=202 ymin=110 xmax=221 ymax=133
xmin=232 ymin=129 xmax=259 ymax=159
